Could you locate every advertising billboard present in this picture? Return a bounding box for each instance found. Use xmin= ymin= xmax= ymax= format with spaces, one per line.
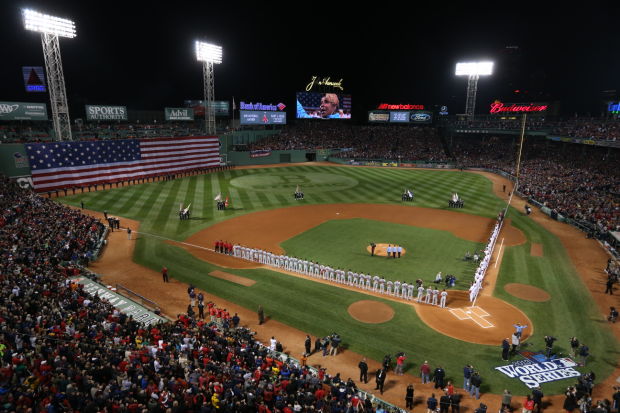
xmin=22 ymin=67 xmax=46 ymax=92
xmin=378 ymin=103 xmax=425 ymax=110
xmin=489 ymin=101 xmax=548 ymax=114
xmin=368 ymin=110 xmax=432 ymax=124
xmin=184 ymin=100 xmax=229 ymax=117
xmin=296 ymin=92 xmax=352 ymax=119
xmin=390 ymin=112 xmax=410 ymax=123
xmin=409 ymin=111 xmax=433 ymax=123
xmin=0 ymin=101 xmax=48 ymax=121
xmin=165 ymin=107 xmax=194 ymax=121
xmin=85 ymin=105 xmax=128 ymax=121
xmin=368 ymin=111 xmax=390 ymax=122
xmin=240 ymin=101 xmax=286 ymax=111
xmin=240 ymin=111 xmax=287 ymax=125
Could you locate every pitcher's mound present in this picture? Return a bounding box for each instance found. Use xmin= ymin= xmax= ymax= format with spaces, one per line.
xmin=505 ymin=283 xmax=550 ymax=302
xmin=366 ymin=243 xmax=406 ymax=257
xmin=348 ymin=300 xmax=395 ymax=324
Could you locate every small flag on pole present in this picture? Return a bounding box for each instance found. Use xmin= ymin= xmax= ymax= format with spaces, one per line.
xmin=214 ymin=193 xmax=222 ymax=202
xmin=225 ymin=196 xmax=229 ymax=208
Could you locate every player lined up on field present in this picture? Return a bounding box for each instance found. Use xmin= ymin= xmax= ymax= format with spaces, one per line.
xmin=229 ymin=244 xmax=450 ymax=307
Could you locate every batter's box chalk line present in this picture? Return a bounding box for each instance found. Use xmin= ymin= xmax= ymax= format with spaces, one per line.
xmin=449 ymin=306 xmax=495 ymax=329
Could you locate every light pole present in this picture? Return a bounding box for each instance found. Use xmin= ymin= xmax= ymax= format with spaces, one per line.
xmin=455 ymin=61 xmax=493 ymax=118
xmin=22 ymin=9 xmax=76 ymax=141
xmin=195 ymin=41 xmax=222 ymax=135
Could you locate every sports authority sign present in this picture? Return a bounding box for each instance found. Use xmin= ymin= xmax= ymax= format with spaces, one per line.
xmin=86 ymin=105 xmax=128 ymax=121
xmin=495 ymin=355 xmax=580 ymax=388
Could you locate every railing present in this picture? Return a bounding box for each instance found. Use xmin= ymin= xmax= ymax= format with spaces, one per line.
xmin=116 ymin=283 xmax=160 ymax=311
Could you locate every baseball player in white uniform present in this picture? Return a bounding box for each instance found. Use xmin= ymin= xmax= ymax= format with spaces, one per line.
xmin=431 ymin=287 xmax=439 ymax=305
xmin=440 ymin=290 xmax=448 ymax=308
xmin=417 ymin=285 xmax=425 ymax=302
xmin=425 ymin=287 xmax=433 ymax=304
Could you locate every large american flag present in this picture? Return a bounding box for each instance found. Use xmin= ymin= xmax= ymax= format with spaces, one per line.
xmin=25 ymin=136 xmax=220 ymax=192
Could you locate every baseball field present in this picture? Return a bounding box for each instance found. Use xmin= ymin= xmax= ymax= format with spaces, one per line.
xmin=60 ymin=164 xmax=620 ymax=398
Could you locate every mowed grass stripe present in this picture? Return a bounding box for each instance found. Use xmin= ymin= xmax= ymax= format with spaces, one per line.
xmin=210 ymin=173 xmax=223 ymax=215
xmin=115 ymin=185 xmax=154 ymax=217
xmin=228 ymin=187 xmax=250 ymax=212
xmin=129 ymin=184 xmax=166 ymax=228
xmin=123 ymin=183 xmax=180 ymax=215
xmin=154 ymin=177 xmax=187 ymax=236
xmin=201 ymin=174 xmax=214 ymax=222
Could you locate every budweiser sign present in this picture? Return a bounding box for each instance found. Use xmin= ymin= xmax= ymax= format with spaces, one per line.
xmin=378 ymin=103 xmax=425 ymax=110
xmin=490 ymin=101 xmax=548 ymax=113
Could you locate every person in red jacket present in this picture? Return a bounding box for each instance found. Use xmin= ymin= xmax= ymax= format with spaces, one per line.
xmin=420 ymin=360 xmax=431 ymax=384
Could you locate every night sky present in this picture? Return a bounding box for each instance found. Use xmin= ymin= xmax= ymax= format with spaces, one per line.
xmin=1 ymin=1 xmax=618 ymax=118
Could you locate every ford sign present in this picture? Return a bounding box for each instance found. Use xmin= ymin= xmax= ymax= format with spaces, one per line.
xmin=411 ymin=112 xmax=431 ymax=122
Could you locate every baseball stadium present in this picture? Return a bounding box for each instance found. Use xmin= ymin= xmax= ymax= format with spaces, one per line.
xmin=0 ymin=4 xmax=619 ymax=413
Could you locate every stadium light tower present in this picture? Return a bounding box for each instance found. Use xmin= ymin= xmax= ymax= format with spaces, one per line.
xmin=195 ymin=41 xmax=222 ymax=135
xmin=22 ymin=9 xmax=76 ymax=141
xmin=455 ymin=61 xmax=494 ymax=118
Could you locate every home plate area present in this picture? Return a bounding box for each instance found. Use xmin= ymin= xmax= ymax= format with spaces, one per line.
xmin=449 ymin=306 xmax=495 ymax=328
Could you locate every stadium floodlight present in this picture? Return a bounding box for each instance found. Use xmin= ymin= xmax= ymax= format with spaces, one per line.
xmin=22 ymin=9 xmax=76 ymax=38
xmin=22 ymin=9 xmax=76 ymax=141
xmin=195 ymin=41 xmax=223 ymax=135
xmin=455 ymin=61 xmax=493 ymax=76
xmin=195 ymin=41 xmax=222 ymax=64
xmin=455 ymin=61 xmax=494 ymax=118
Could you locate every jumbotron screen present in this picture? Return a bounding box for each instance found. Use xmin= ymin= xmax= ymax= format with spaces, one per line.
xmin=296 ymin=92 xmax=352 ymax=119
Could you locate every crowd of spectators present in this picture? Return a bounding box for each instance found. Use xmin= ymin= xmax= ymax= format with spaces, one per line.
xmin=249 ymin=123 xmax=447 ymax=162
xmin=0 ymin=176 xmax=405 ymax=412
xmin=0 ymin=123 xmax=50 ymax=143
xmin=450 ymin=117 xmax=548 ymax=131
xmin=451 ymin=135 xmax=620 ymax=233
xmin=73 ymin=123 xmax=206 ymax=141
xmin=550 ymin=119 xmax=620 ymax=142
xmin=0 ymin=122 xmax=211 ymax=143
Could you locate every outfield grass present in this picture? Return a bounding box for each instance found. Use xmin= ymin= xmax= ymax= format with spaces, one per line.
xmin=62 ymin=166 xmax=506 ymax=241
xmin=281 ymin=218 xmax=482 ymax=288
xmin=60 ymin=166 xmax=620 ymax=395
